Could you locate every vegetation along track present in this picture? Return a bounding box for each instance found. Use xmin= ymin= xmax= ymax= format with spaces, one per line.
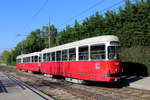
xmin=1 ymin=66 xmax=150 ymax=100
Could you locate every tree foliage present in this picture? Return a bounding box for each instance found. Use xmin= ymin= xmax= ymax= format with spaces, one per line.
xmin=2 ymin=50 xmax=11 ymax=65
xmin=2 ymin=0 xmax=150 ymax=68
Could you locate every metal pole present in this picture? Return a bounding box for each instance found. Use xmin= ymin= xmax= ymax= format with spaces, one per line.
xmin=48 ymin=17 xmax=51 ymax=48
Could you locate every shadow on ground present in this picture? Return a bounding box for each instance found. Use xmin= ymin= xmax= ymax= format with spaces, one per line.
xmin=121 ymin=62 xmax=149 ymax=77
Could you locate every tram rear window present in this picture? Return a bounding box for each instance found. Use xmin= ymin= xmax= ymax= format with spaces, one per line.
xmin=90 ymin=45 xmax=105 ymax=60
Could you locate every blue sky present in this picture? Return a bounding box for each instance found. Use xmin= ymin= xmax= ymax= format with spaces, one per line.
xmin=0 ymin=0 xmax=127 ymax=54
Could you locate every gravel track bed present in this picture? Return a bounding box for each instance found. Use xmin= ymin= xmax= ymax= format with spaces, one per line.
xmin=0 ymin=65 xmax=150 ymax=100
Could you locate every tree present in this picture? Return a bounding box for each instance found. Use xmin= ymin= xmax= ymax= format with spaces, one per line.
xmin=2 ymin=50 xmax=11 ymax=65
xmin=42 ymin=25 xmax=57 ymax=48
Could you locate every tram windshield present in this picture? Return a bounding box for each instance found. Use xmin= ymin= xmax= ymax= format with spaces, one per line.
xmin=108 ymin=46 xmax=120 ymax=60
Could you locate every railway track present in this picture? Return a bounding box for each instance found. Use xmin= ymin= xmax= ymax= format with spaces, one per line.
xmin=3 ymin=72 xmax=51 ymax=100
xmin=1 ymin=66 xmax=150 ymax=100
xmin=11 ymin=71 xmax=150 ymax=100
xmin=40 ymin=79 xmax=150 ymax=100
xmin=70 ymin=83 xmax=150 ymax=100
xmin=0 ymin=71 xmax=53 ymax=100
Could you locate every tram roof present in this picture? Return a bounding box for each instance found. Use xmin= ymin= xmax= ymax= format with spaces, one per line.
xmin=16 ymin=52 xmax=40 ymax=59
xmin=42 ymin=35 xmax=119 ymax=53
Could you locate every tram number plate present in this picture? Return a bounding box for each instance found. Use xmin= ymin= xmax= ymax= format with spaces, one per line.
xmin=95 ymin=63 xmax=100 ymax=69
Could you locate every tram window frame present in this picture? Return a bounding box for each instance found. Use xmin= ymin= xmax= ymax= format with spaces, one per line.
xmin=90 ymin=44 xmax=106 ymax=60
xmin=79 ymin=46 xmax=89 ymax=61
xmin=62 ymin=49 xmax=68 ymax=61
xmin=51 ymin=52 xmax=56 ymax=62
xmin=69 ymin=48 xmax=76 ymax=61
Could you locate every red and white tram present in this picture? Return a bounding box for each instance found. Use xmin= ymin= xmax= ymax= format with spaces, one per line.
xmin=16 ymin=35 xmax=123 ymax=82
xmin=16 ymin=52 xmax=40 ymax=72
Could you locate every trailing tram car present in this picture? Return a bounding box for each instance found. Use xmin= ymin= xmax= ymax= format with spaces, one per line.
xmin=16 ymin=52 xmax=40 ymax=72
xmin=16 ymin=35 xmax=123 ymax=82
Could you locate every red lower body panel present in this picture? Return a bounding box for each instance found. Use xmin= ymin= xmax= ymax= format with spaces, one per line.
xmin=16 ymin=63 xmax=39 ymax=72
xmin=40 ymin=60 xmax=123 ymax=82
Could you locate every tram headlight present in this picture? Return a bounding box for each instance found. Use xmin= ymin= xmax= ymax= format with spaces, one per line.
xmin=115 ymin=68 xmax=119 ymax=73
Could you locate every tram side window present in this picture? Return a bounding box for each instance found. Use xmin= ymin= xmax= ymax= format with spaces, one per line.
xmin=23 ymin=58 xmax=26 ymax=63
xmin=35 ymin=56 xmax=38 ymax=62
xmin=28 ymin=57 xmax=30 ymax=63
xmin=26 ymin=57 xmax=28 ymax=63
xmin=79 ymin=46 xmax=89 ymax=61
xmin=69 ymin=48 xmax=76 ymax=61
xmin=56 ymin=51 xmax=61 ymax=62
xmin=39 ymin=54 xmax=41 ymax=62
xmin=17 ymin=59 xmax=21 ymax=63
xmin=62 ymin=50 xmax=68 ymax=61
xmin=47 ymin=53 xmax=51 ymax=62
xmin=25 ymin=57 xmax=27 ymax=63
xmin=19 ymin=59 xmax=21 ymax=63
xmin=32 ymin=56 xmax=34 ymax=62
xmin=51 ymin=52 xmax=55 ymax=62
xmin=90 ymin=44 xmax=105 ymax=60
xmin=23 ymin=58 xmax=25 ymax=63
xmin=24 ymin=57 xmax=26 ymax=63
xmin=43 ymin=53 xmax=47 ymax=62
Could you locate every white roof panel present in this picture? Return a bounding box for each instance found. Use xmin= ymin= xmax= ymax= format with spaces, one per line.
xmin=16 ymin=52 xmax=40 ymax=59
xmin=41 ymin=35 xmax=119 ymax=53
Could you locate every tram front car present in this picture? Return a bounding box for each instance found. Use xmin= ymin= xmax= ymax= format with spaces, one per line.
xmin=105 ymin=40 xmax=123 ymax=82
